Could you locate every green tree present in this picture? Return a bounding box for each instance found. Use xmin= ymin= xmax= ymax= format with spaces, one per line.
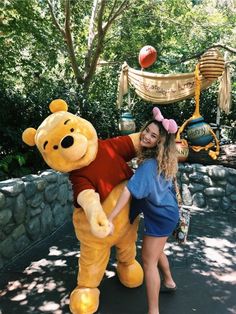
xmin=0 ymin=0 xmax=235 ymax=179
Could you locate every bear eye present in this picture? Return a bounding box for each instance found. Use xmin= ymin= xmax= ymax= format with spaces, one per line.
xmin=43 ymin=141 xmax=48 ymax=149
xmin=53 ymin=145 xmax=58 ymax=150
xmin=70 ymin=128 xmax=74 ymax=132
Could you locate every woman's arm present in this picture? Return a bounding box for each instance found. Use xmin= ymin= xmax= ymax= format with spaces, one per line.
xmin=108 ymin=186 xmax=131 ymax=222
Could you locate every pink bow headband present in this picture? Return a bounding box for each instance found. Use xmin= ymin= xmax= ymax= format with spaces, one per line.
xmin=152 ymin=107 xmax=178 ymax=134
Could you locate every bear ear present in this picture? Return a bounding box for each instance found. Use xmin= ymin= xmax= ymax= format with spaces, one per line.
xmin=22 ymin=128 xmax=37 ymax=146
xmin=49 ymin=99 xmax=68 ymax=113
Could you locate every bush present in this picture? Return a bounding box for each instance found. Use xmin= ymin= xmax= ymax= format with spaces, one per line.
xmin=0 ymin=81 xmax=78 ymax=180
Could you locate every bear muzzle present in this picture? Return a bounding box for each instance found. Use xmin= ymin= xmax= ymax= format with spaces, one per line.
xmin=61 ymin=135 xmax=74 ymax=148
xmin=59 ymin=134 xmax=88 ymax=161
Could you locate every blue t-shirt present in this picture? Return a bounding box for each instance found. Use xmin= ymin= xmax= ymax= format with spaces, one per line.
xmin=127 ymin=158 xmax=179 ymax=237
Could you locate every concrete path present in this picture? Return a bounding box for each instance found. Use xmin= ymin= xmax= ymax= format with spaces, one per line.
xmin=0 ymin=207 xmax=235 ymax=314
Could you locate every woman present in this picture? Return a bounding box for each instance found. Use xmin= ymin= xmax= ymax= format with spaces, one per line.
xmin=108 ymin=107 xmax=179 ymax=314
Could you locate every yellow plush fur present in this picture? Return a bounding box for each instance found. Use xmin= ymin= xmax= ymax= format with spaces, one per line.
xmin=22 ymin=99 xmax=143 ymax=314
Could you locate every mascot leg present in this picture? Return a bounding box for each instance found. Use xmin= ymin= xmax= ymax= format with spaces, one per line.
xmin=70 ymin=242 xmax=110 ymax=314
xmin=70 ymin=209 xmax=110 ymax=314
xmin=116 ymin=217 xmax=144 ymax=288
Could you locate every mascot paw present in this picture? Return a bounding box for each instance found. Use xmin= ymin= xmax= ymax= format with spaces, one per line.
xmin=90 ymin=212 xmax=111 ymax=238
xmin=69 ymin=287 xmax=100 ymax=314
xmin=117 ymin=259 xmax=144 ymax=288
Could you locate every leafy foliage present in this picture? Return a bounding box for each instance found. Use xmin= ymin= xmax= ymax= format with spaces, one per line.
xmin=80 ymin=65 xmax=121 ymax=139
xmin=0 ymin=0 xmax=235 ymax=180
xmin=0 ymin=152 xmax=36 ymax=181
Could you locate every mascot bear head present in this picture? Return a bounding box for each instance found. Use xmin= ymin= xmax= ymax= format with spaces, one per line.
xmin=22 ymin=99 xmax=98 ymax=172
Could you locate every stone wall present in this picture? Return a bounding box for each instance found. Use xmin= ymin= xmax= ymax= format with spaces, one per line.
xmin=0 ymin=164 xmax=236 ymax=270
xmin=0 ymin=170 xmax=74 ymax=269
xmin=177 ymin=163 xmax=236 ymax=212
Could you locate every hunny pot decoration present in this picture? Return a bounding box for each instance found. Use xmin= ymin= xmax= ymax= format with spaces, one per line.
xmin=176 ymin=63 xmax=220 ymax=160
xmin=175 ymin=139 xmax=189 ymax=162
xmin=119 ymin=112 xmax=136 ymax=135
xmin=199 ymin=48 xmax=225 ymax=80
xmin=186 ymin=117 xmax=213 ymax=146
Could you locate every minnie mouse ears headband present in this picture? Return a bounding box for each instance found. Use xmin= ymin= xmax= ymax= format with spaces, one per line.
xmin=152 ymin=107 xmax=178 ymax=134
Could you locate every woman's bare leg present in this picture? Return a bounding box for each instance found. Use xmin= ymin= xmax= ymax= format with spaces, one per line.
xmin=158 ymin=252 xmax=176 ymax=288
xmin=142 ymin=236 xmax=167 ymax=314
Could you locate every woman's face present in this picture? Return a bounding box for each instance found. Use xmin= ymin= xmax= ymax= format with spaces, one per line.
xmin=140 ymin=122 xmax=160 ymax=148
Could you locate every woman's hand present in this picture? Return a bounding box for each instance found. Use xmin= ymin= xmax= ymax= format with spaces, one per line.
xmin=107 ymin=186 xmax=131 ymax=236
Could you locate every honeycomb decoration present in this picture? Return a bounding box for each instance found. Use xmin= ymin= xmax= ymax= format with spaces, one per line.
xmin=199 ymin=48 xmax=225 ymax=80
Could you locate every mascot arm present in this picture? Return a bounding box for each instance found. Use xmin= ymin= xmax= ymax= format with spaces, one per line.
xmin=77 ymin=189 xmax=111 ymax=238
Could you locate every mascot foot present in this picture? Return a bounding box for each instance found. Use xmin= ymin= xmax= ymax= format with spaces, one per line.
xmin=69 ymin=287 xmax=100 ymax=314
xmin=117 ymin=259 xmax=144 ymax=288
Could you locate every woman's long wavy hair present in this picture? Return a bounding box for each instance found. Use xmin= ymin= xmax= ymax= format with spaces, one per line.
xmin=137 ymin=119 xmax=178 ymax=180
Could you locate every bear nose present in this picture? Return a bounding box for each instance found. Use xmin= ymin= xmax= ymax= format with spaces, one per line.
xmin=61 ymin=135 xmax=74 ymax=148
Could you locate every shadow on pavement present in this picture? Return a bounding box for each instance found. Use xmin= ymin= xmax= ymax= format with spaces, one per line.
xmin=0 ymin=207 xmax=236 ymax=314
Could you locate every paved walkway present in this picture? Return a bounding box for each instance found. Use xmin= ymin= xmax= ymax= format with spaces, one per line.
xmin=0 ymin=207 xmax=235 ymax=314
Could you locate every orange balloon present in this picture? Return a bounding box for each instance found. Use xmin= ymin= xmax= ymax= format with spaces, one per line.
xmin=138 ymin=45 xmax=157 ymax=69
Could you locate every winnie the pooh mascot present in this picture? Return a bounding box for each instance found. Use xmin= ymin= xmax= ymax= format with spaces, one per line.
xmin=22 ymin=99 xmax=143 ymax=314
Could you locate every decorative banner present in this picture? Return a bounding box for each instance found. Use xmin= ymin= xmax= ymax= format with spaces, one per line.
xmin=117 ymin=62 xmax=215 ymax=107
xmin=217 ymin=63 xmax=232 ymax=114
